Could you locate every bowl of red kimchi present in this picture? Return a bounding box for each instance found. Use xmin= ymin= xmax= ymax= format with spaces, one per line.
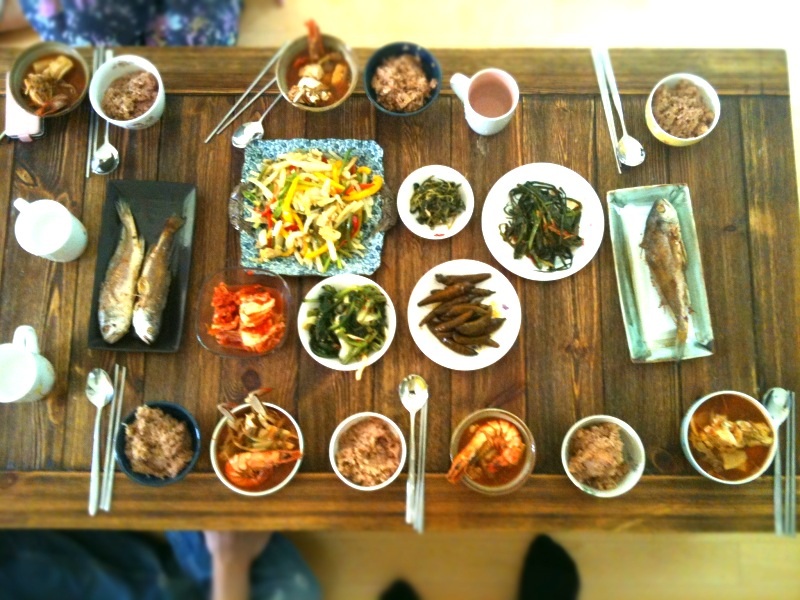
xmin=196 ymin=266 xmax=291 ymax=358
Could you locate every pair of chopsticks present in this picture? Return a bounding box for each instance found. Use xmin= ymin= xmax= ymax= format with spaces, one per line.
xmin=591 ymin=48 xmax=622 ymax=175
xmin=85 ymin=46 xmax=108 ymax=178
xmin=407 ymin=404 xmax=429 ymax=533
xmin=775 ymin=389 xmax=797 ymax=536
xmin=98 ymin=364 xmax=126 ymax=513
xmin=203 ymin=41 xmax=289 ymax=144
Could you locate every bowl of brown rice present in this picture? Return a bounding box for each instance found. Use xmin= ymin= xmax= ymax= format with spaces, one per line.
xmin=364 ymin=42 xmax=441 ymax=117
xmin=645 ymin=73 xmax=720 ymax=147
xmin=561 ymin=415 xmax=645 ymax=498
xmin=329 ymin=412 xmax=406 ymax=491
xmin=115 ymin=401 xmax=201 ymax=487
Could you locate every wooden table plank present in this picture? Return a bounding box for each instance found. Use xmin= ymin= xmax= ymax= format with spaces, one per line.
xmin=0 ymin=49 xmax=790 ymax=97
xmin=0 ymin=472 xmax=788 ymax=532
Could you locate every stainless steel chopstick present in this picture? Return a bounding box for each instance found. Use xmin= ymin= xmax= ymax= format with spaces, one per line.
xmin=85 ymin=46 xmax=101 ymax=178
xmin=414 ymin=403 xmax=428 ymax=533
xmin=775 ymin=427 xmax=783 ymax=535
xmin=787 ymin=391 xmax=796 ymax=536
xmin=99 ymin=364 xmax=120 ymax=510
xmin=214 ymin=76 xmax=278 ymax=138
xmin=590 ymin=48 xmax=622 ymax=175
xmin=405 ymin=415 xmax=417 ymax=524
xmin=101 ymin=365 xmax=126 ymax=512
xmin=203 ymin=41 xmax=288 ymax=143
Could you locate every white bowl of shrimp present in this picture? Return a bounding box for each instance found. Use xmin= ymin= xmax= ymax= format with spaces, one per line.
xmin=447 ymin=408 xmax=536 ymax=496
xmin=210 ymin=391 xmax=304 ymax=497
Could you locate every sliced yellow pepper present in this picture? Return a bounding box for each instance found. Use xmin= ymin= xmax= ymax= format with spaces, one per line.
xmin=304 ymin=243 xmax=330 ymax=261
xmin=343 ymin=176 xmax=383 ymax=201
xmin=282 ymin=176 xmax=300 ymax=214
xmin=357 ymin=166 xmax=371 ymax=174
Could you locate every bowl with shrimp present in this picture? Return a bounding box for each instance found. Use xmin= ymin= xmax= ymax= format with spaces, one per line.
xmin=447 ymin=408 xmax=535 ymax=495
xmin=276 ymin=20 xmax=358 ymax=112
xmin=210 ymin=389 xmax=304 ymax=497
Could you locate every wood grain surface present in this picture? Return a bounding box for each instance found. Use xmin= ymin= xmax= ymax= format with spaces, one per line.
xmin=0 ymin=48 xmax=797 ymax=531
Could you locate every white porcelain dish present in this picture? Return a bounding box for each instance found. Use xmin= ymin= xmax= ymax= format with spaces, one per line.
xmin=297 ymin=274 xmax=396 ymax=373
xmin=407 ymin=258 xmax=521 ymax=371
xmin=397 ymin=165 xmax=474 ymax=240
xmin=481 ymin=163 xmax=604 ymax=281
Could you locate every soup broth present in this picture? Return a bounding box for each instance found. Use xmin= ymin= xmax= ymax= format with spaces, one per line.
xmin=22 ymin=53 xmax=86 ymax=116
xmin=456 ymin=417 xmax=526 ymax=486
xmin=689 ymin=394 xmax=773 ymax=481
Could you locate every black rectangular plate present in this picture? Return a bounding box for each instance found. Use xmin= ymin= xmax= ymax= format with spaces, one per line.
xmin=88 ymin=180 xmax=196 ymax=353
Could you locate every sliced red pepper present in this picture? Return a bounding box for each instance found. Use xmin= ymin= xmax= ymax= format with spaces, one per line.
xmin=260 ymin=209 xmax=275 ymax=228
xmin=352 ymin=214 xmax=361 ymax=236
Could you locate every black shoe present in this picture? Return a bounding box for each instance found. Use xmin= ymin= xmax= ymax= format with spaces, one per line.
xmin=380 ymin=579 xmax=421 ymax=600
xmin=518 ymin=534 xmax=580 ymax=600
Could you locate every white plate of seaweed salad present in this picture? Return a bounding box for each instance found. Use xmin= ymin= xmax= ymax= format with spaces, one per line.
xmin=397 ymin=165 xmax=474 ymax=240
xmin=297 ymin=274 xmax=397 ymax=377
xmin=482 ymin=163 xmax=604 ymax=281
xmin=407 ymin=259 xmax=521 ymax=371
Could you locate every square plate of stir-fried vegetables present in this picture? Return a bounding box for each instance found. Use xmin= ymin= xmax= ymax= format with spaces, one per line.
xmin=239 ymin=139 xmax=388 ymax=276
xmin=481 ymin=163 xmax=604 ymax=281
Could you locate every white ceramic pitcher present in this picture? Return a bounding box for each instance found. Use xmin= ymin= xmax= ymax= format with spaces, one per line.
xmin=0 ymin=326 xmax=55 ymax=403
xmin=14 ymin=198 xmax=88 ymax=262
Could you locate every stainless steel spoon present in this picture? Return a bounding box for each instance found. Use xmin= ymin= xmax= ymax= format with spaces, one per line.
xmin=86 ymin=368 xmax=114 ymax=516
xmin=91 ymin=120 xmax=120 ymax=175
xmin=231 ymin=95 xmax=283 ymax=149
xmin=599 ymin=49 xmax=646 ymax=168
xmin=398 ymin=374 xmax=429 ymax=524
xmin=764 ymin=387 xmax=792 ymax=534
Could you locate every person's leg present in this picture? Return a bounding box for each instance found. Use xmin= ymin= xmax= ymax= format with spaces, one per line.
xmin=0 ymin=530 xmax=198 ymax=600
xmin=518 ymin=534 xmax=580 ymax=600
xmin=249 ymin=533 xmax=321 ymax=600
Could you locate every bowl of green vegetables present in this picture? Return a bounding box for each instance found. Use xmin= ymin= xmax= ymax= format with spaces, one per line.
xmin=397 ymin=165 xmax=474 ymax=240
xmin=297 ymin=274 xmax=397 ymax=377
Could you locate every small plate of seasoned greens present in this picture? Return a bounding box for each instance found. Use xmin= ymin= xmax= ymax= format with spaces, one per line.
xmin=482 ymin=163 xmax=604 ymax=281
xmin=297 ymin=274 xmax=397 ymax=377
xmin=407 ymin=259 xmax=521 ymax=371
xmin=397 ymin=165 xmax=474 ymax=240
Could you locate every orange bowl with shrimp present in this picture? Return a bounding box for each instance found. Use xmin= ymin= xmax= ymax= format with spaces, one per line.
xmin=210 ymin=391 xmax=304 ymax=497
xmin=447 ymin=408 xmax=536 ymax=496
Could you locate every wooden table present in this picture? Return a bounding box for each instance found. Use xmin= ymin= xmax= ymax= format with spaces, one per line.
xmin=0 ymin=48 xmax=797 ymax=531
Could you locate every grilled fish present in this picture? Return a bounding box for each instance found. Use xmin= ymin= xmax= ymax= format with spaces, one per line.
xmin=132 ymin=215 xmax=185 ymax=344
xmin=99 ymin=202 xmax=145 ymax=343
xmin=640 ymin=198 xmax=690 ymax=356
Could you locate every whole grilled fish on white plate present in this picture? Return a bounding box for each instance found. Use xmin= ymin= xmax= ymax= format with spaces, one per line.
xmin=98 ymin=201 xmax=145 ymax=343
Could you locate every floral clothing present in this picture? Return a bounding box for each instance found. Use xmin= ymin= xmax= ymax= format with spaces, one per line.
xmin=19 ymin=0 xmax=243 ymax=46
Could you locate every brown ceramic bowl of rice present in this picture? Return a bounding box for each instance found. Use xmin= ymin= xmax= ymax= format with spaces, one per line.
xmin=561 ymin=415 xmax=645 ymax=498
xmin=329 ymin=412 xmax=406 ymax=491
xmin=115 ymin=401 xmax=201 ymax=487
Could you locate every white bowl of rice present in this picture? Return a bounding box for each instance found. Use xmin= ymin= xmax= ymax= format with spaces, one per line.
xmin=561 ymin=415 xmax=645 ymax=498
xmin=329 ymin=412 xmax=406 ymax=491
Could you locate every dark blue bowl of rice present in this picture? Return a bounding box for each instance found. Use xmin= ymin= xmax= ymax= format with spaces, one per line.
xmin=364 ymin=42 xmax=441 ymax=117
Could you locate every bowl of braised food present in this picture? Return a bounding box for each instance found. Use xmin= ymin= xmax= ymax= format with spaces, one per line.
xmin=210 ymin=389 xmax=304 ymax=496
xmin=561 ymin=415 xmax=645 ymax=498
xmin=329 ymin=412 xmax=406 ymax=491
xmin=277 ymin=20 xmax=357 ymax=112
xmin=447 ymin=408 xmax=535 ymax=495
xmin=196 ymin=266 xmax=290 ymax=359
xmin=115 ymin=401 xmax=201 ymax=487
xmin=10 ymin=42 xmax=89 ymax=118
xmin=364 ymin=42 xmax=441 ymax=117
xmin=681 ymin=390 xmax=776 ymax=485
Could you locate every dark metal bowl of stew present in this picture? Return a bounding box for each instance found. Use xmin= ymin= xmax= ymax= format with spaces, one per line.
xmin=276 ymin=31 xmax=358 ymax=113
xmin=10 ymin=42 xmax=89 ymax=119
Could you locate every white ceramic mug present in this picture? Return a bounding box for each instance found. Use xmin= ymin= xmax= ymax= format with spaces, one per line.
xmin=0 ymin=326 xmax=55 ymax=404
xmin=681 ymin=390 xmax=778 ymax=485
xmin=14 ymin=198 xmax=88 ymax=262
xmin=89 ymin=54 xmax=166 ymax=130
xmin=450 ymin=68 xmax=519 ymax=136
